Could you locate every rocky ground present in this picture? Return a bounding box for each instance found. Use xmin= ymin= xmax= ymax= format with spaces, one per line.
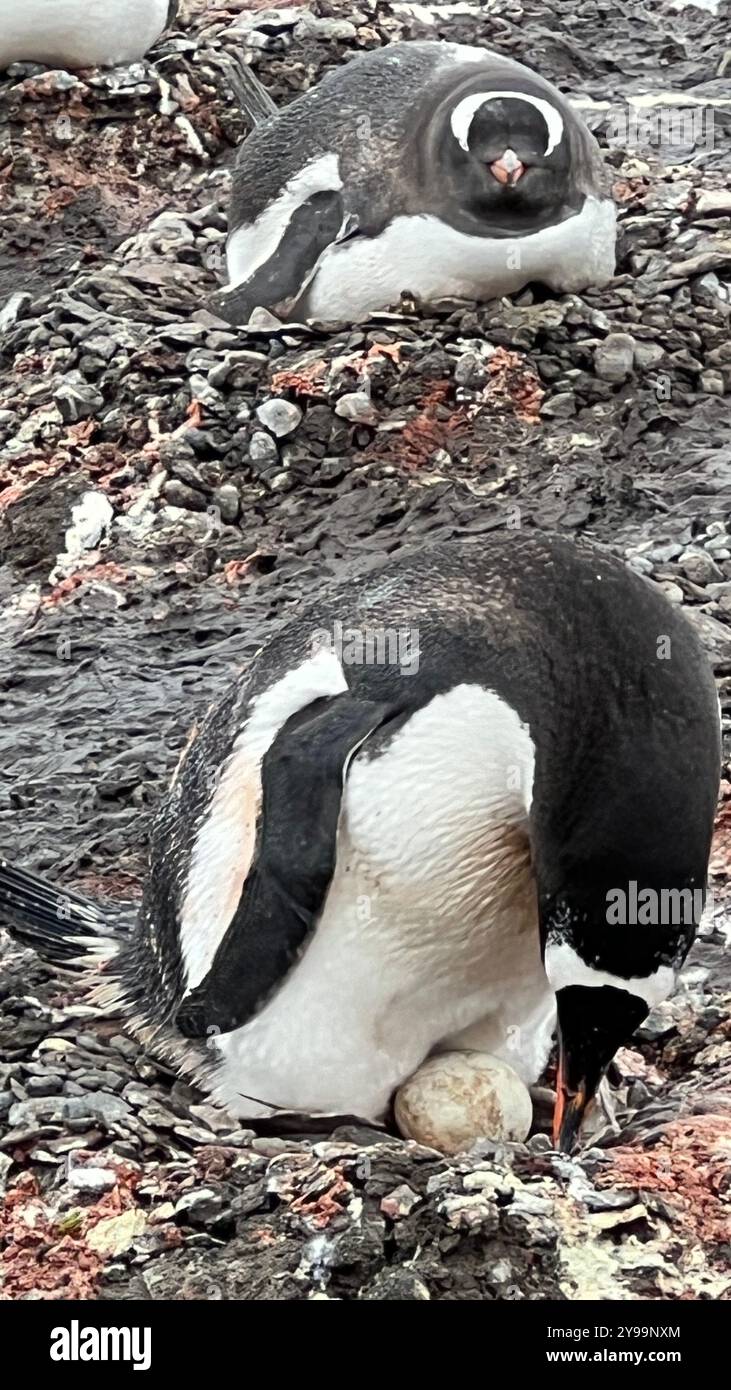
xmin=1 ymin=0 xmax=730 ymax=1301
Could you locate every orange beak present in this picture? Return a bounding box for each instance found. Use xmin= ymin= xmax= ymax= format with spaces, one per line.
xmin=490 ymin=150 xmax=525 ymax=185
xmin=552 ymin=1053 xmax=589 ymax=1152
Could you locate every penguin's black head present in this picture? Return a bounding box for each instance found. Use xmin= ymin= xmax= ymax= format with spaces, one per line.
xmin=447 ymin=90 xmax=574 ymax=229
xmin=540 ymin=874 xmax=706 ymax=1152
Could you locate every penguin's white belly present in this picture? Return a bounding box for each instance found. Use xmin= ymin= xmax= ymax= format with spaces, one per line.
xmin=0 ymin=0 xmax=170 ymax=69
xmin=305 ymin=197 xmax=616 ymax=321
xmin=210 ymin=685 xmax=556 ymax=1121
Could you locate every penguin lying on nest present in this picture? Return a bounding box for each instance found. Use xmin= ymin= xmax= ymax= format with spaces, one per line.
xmin=211 ymin=41 xmax=617 ymax=326
xmin=0 ymin=535 xmax=720 ymax=1151
xmin=0 ymin=0 xmax=178 ymax=71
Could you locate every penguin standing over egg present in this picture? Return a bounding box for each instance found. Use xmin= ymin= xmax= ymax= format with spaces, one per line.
xmin=0 ymin=536 xmax=720 ymax=1151
xmin=213 ymin=41 xmax=616 ymax=324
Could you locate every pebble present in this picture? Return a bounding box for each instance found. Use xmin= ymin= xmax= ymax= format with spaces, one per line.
xmin=380 ymin=1184 xmax=421 ymax=1220
xmin=438 ymin=1191 xmax=500 ymax=1234
xmin=248 ymin=430 xmax=279 ymax=465
xmin=680 ymin=550 xmax=724 ymax=584
xmin=53 ymin=372 xmax=105 ymax=422
xmin=0 ymin=292 xmax=30 ymax=333
xmin=294 ymin=13 xmax=358 ymax=39
xmin=174 ymin=1189 xmax=226 ymax=1227
xmin=67 ymin=1165 xmax=119 ymax=1194
xmin=26 ymin=1075 xmax=64 ymax=1097
xmin=335 ymin=391 xmax=379 ymax=424
xmin=256 ymin=399 xmax=303 ymax=438
xmin=593 ymin=333 xmax=636 ymax=382
xmin=633 ymin=341 xmax=665 ymax=370
xmin=699 ymin=369 xmax=726 ymax=395
xmin=212 ymin=484 xmax=240 ymax=523
xmin=540 ymin=391 xmax=576 ymax=418
xmin=163 ymin=480 xmax=208 ymax=511
xmin=695 ymin=190 xmax=731 ymax=218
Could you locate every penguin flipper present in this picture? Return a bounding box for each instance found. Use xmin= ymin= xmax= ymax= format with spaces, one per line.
xmin=210 ymin=190 xmax=352 ymax=325
xmin=175 ymin=693 xmax=397 ymax=1038
xmin=208 ymin=49 xmax=279 ymax=128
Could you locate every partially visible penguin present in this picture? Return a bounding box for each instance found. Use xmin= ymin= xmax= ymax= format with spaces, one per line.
xmin=212 ymin=41 xmax=616 ymax=325
xmin=0 ymin=0 xmax=178 ymax=70
xmin=0 ymin=534 xmax=720 ymax=1151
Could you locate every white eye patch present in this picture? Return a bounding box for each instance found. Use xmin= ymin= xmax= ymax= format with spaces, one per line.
xmin=450 ymin=90 xmax=564 ymax=158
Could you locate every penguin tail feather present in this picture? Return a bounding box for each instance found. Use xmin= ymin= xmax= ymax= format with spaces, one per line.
xmin=212 ymin=49 xmax=279 ymax=127
xmin=0 ymin=859 xmax=130 ymax=972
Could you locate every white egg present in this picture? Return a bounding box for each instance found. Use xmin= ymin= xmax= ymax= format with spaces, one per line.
xmin=394 ymin=1051 xmax=533 ymax=1155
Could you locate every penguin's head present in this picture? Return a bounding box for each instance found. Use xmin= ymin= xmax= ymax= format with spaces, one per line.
xmin=447 ymin=90 xmax=572 ymax=225
xmin=540 ymin=876 xmax=705 ymax=1151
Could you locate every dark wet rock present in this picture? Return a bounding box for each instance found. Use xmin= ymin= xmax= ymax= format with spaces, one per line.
xmin=163 ymin=480 xmax=208 ymax=512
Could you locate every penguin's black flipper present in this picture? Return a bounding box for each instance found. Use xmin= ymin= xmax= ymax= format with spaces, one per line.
xmin=176 ymin=693 xmax=398 ymax=1039
xmin=209 ymin=190 xmax=352 ymax=325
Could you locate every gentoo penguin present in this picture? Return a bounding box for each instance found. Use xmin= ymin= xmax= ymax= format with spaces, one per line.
xmin=0 ymin=536 xmax=720 ymax=1150
xmin=0 ymin=0 xmax=178 ymax=70
xmin=213 ymin=42 xmax=616 ymax=325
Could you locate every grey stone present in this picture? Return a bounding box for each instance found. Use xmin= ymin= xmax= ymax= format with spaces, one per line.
xmin=256 ymin=398 xmax=303 ymax=438
xmin=679 ymin=550 xmax=724 ymax=585
xmin=67 ymin=1164 xmax=118 ymax=1194
xmin=633 ymin=341 xmax=665 ymax=371
xmin=294 ymin=13 xmax=358 ymax=39
xmin=8 ymin=1091 xmax=130 ymax=1128
xmin=594 ymin=333 xmax=636 ymax=382
xmin=649 ymin=542 xmax=682 ymax=563
xmin=540 ymin=392 xmax=576 ymax=419
xmin=163 ymin=480 xmax=208 ymax=512
xmin=695 ymin=190 xmax=731 ymax=218
xmin=0 ymin=293 xmax=31 ymax=334
xmin=335 ymin=391 xmax=378 ymax=424
xmin=212 ymin=484 xmax=240 ymax=523
xmin=26 ymin=1075 xmax=64 ymax=1097
xmin=53 ymin=372 xmax=104 ymax=422
xmin=699 ymin=370 xmax=726 ymax=395
xmin=174 ymin=1189 xmax=225 ymax=1226
xmin=248 ymin=430 xmax=279 ymax=464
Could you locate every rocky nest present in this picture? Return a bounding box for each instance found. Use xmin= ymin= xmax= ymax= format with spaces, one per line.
xmin=0 ymin=0 xmax=730 ymax=1300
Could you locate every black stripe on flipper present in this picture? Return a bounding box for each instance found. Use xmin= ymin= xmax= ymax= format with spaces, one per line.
xmin=210 ymin=189 xmax=347 ymax=324
xmin=175 ymin=693 xmax=398 ymax=1038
